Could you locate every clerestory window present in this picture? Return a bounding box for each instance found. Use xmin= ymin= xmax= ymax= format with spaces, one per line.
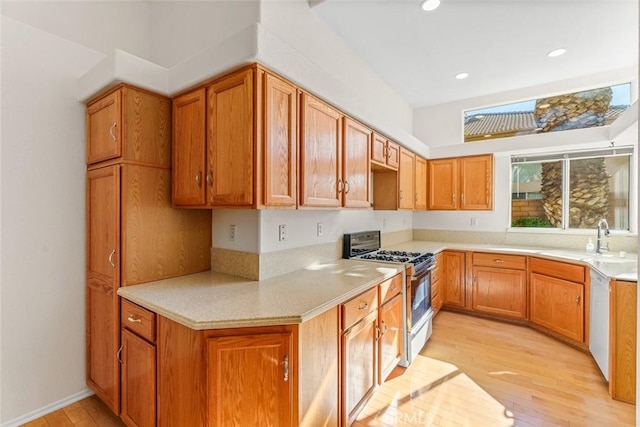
xmin=510 ymin=147 xmax=632 ymax=231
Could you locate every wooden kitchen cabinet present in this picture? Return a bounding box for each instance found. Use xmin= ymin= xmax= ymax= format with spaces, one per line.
xmin=121 ymin=328 xmax=156 ymax=427
xmin=609 ymin=279 xmax=637 ymax=403
xmin=343 ymin=117 xmax=371 ymax=208
xmin=398 ymin=147 xmax=415 ymax=210
xmin=428 ymin=154 xmax=493 ymax=210
xmin=86 ymin=86 xmax=211 ymax=418
xmin=173 ymin=66 xmax=298 ymax=208
xmin=207 ymin=333 xmax=293 ymax=426
xmin=529 ymin=257 xmax=587 ymax=345
xmin=300 ymin=92 xmax=343 ymax=208
xmin=378 ymin=293 xmax=403 ymax=383
xmin=86 ymin=86 xmax=172 ymax=167
xmin=431 ymin=252 xmax=444 ymax=315
xmin=415 ymin=155 xmax=427 ymax=210
xmin=471 ymin=253 xmax=527 ymax=319
xmin=443 ymin=251 xmax=467 ymax=309
xmin=371 ymin=132 xmax=400 ymax=170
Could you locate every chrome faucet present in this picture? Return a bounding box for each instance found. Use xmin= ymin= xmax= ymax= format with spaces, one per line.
xmin=596 ymin=218 xmax=610 ymax=254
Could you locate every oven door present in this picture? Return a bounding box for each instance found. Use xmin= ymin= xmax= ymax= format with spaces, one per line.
xmin=410 ymin=269 xmax=432 ymax=330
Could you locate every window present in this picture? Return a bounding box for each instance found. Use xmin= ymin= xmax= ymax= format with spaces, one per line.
xmin=465 ymin=83 xmax=631 ymax=143
xmin=511 ymin=147 xmax=632 ymax=230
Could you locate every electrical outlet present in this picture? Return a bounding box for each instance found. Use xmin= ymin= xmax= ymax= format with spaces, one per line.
xmin=317 ymin=222 xmax=323 ymax=237
xmin=278 ymin=224 xmax=286 ymax=241
xmin=470 ymin=217 xmax=478 ymax=227
xmin=229 ymin=224 xmax=237 ymax=241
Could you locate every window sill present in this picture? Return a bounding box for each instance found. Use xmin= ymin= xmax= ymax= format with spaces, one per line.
xmin=507 ymin=227 xmax=636 ymax=237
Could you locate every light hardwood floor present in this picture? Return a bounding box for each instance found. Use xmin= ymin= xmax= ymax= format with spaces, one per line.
xmin=23 ymin=311 xmax=635 ymax=426
xmin=356 ymin=311 xmax=635 ymax=426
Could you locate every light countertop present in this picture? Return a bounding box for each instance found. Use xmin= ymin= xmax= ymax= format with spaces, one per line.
xmin=385 ymin=241 xmax=638 ymax=282
xmin=118 ymin=259 xmax=404 ymax=331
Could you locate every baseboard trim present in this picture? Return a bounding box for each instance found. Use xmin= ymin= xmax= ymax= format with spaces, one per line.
xmin=1 ymin=389 xmax=94 ymax=427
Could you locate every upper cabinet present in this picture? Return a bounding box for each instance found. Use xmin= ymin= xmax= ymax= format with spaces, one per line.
xmin=343 ymin=117 xmax=371 ymax=208
xmin=371 ymin=133 xmax=400 ymax=171
xmin=87 ymin=86 xmax=171 ymax=167
xmin=428 ymin=154 xmax=494 ymax=210
xmin=398 ymin=148 xmax=415 ymax=210
xmin=415 ymin=156 xmax=427 ymax=211
xmin=299 ymin=92 xmax=343 ymax=208
xmin=172 ymin=66 xmax=298 ymax=209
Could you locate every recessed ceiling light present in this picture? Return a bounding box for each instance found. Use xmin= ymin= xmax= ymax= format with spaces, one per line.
xmin=420 ymin=0 xmax=440 ymax=12
xmin=547 ymin=48 xmax=566 ymax=58
xmin=455 ymin=72 xmax=469 ymax=80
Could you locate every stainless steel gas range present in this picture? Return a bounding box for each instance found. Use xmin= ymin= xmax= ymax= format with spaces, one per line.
xmin=343 ymin=231 xmax=436 ymax=365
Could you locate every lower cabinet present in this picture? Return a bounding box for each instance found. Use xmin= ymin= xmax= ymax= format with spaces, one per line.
xmin=378 ymin=293 xmax=403 ymax=382
xmin=609 ymin=279 xmax=637 ymax=403
xmin=207 ymin=333 xmax=293 ymax=426
xmin=120 ymin=300 xmax=157 ymax=427
xmin=472 ymin=267 xmax=527 ymax=319
xmin=530 ymin=272 xmax=584 ymax=342
xmin=121 ymin=330 xmax=156 ymax=427
xmin=443 ymin=250 xmax=466 ymax=308
xmin=342 ymin=310 xmax=378 ymax=425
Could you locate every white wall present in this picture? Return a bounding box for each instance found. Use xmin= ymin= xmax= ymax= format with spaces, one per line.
xmin=0 ymin=16 xmax=104 ymax=424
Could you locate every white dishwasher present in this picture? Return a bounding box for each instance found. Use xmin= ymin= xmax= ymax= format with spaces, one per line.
xmin=589 ymin=268 xmax=610 ymax=380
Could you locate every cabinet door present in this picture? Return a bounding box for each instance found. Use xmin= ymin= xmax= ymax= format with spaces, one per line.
xmin=121 ymin=330 xmax=156 ymax=427
xmin=207 ymin=333 xmax=293 ymax=426
xmin=610 ymin=280 xmax=637 ymax=403
xmin=172 ymin=88 xmax=207 ymax=206
xmin=386 ymin=141 xmax=400 ymax=170
xmin=371 ymin=132 xmax=388 ymax=166
xmin=343 ymin=117 xmax=371 ymax=208
xmin=263 ymin=72 xmax=297 ymax=207
xmin=300 ymin=93 xmax=343 ymax=207
xmin=87 ymin=89 xmax=122 ymax=164
xmin=530 ymin=273 xmax=584 ymax=342
xmin=460 ymin=154 xmax=493 ymax=210
xmin=428 ymin=158 xmax=458 ymax=210
xmin=415 ymin=156 xmax=427 ymax=210
xmin=379 ymin=294 xmax=403 ymax=383
xmin=342 ymin=311 xmax=377 ymax=425
xmin=208 ymin=69 xmax=254 ymax=207
xmin=398 ymin=148 xmax=415 ymax=210
xmin=86 ymin=165 xmax=121 ymax=413
xmin=472 ymin=266 xmax=527 ymax=319
xmin=443 ymin=251 xmax=466 ymax=308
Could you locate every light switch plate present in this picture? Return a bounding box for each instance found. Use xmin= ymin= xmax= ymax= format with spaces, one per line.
xmin=279 ymin=224 xmax=286 ymax=241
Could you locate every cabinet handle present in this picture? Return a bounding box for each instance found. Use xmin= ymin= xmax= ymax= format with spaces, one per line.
xmin=283 ymin=355 xmax=289 ymax=382
xmin=383 ymin=146 xmax=387 ymax=158
xmin=344 ymin=181 xmax=350 ymax=194
xmin=494 ymin=259 xmax=504 ymax=263
xmin=381 ymin=320 xmax=388 ymax=335
xmin=390 ymin=284 xmax=397 ymax=291
xmin=109 ymin=123 xmax=117 ymax=142
xmin=576 ymin=295 xmax=581 ymax=304
xmin=461 ymin=193 xmax=465 ymax=203
xmin=195 ymin=170 xmax=202 ymax=187
xmin=338 ymin=179 xmax=344 ymax=193
xmin=399 ymin=189 xmax=403 ymax=200
xmin=358 ymin=301 xmax=369 ymax=310
xmin=116 ymin=345 xmax=123 ymax=364
xmin=376 ymin=325 xmax=382 ymax=340
xmin=472 ymin=275 xmax=477 ymax=284
xmin=387 ymin=147 xmax=392 ymax=159
xmin=415 ymin=193 xmax=418 ymax=203
xmin=206 ymin=170 xmax=213 ymax=187
xmin=108 ymin=249 xmax=116 ymax=268
xmin=127 ymin=315 xmax=142 ymax=324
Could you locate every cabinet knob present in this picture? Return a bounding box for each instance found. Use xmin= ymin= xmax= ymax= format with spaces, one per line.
xmin=109 ymin=122 xmax=117 ymax=142
xmin=494 ymin=259 xmax=504 ymax=263
xmin=283 ymin=355 xmax=289 ymax=382
xmin=576 ymin=295 xmax=581 ymax=304
xmin=108 ymin=249 xmax=116 ymax=268
xmin=127 ymin=315 xmax=142 ymax=324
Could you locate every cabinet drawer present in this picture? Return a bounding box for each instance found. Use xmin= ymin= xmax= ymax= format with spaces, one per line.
xmin=342 ymin=287 xmax=378 ymax=331
xmin=379 ymin=274 xmax=402 ymax=305
xmin=530 ymin=257 xmax=586 ymax=284
xmin=121 ymin=299 xmax=156 ymax=343
xmin=432 ymin=279 xmax=440 ymax=298
xmin=473 ymin=252 xmax=526 ymax=270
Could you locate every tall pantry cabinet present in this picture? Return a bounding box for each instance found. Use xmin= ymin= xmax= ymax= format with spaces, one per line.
xmin=85 ymin=84 xmax=212 ymax=417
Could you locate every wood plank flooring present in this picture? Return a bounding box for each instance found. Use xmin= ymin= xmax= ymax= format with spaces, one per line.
xmin=23 ymin=311 xmax=635 ymax=426
xmin=356 ymin=311 xmax=635 ymax=426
